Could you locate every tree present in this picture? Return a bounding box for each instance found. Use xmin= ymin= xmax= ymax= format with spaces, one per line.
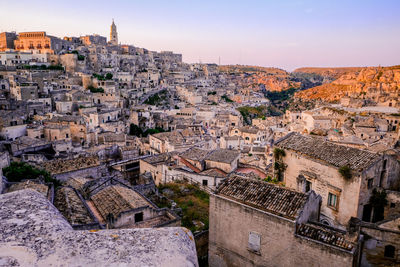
xmin=105 ymin=73 xmax=113 ymax=80
xmin=129 ymin=124 xmax=144 ymax=137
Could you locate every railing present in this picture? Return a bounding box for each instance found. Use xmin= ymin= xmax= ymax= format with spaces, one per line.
xmin=180 ymin=174 xmax=213 ymax=194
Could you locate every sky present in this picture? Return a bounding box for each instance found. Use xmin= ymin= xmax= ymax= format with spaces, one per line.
xmin=1 ymin=0 xmax=399 ymax=71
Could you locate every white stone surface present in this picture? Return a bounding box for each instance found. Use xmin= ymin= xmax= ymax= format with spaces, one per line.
xmin=0 ymin=189 xmax=198 ymax=267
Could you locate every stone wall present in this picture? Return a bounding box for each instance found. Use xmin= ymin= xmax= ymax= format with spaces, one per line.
xmin=139 ymin=159 xmax=163 ymax=185
xmin=385 ymin=190 xmax=400 ymax=219
xmin=385 ymin=154 xmax=400 ymax=190
xmin=205 ymin=159 xmax=237 ymax=174
xmin=54 ymin=165 xmax=105 ymax=182
xmin=361 ymin=224 xmax=400 ymax=266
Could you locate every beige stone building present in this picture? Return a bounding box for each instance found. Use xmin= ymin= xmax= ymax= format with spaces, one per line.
xmin=43 ymin=124 xmax=71 ymax=142
xmin=229 ymin=126 xmax=267 ymax=145
xmin=90 ymin=184 xmax=179 ymax=229
xmin=79 ymin=34 xmax=107 ymax=46
xmin=360 ymin=216 xmax=400 ymax=266
xmin=0 ymin=32 xmax=17 ymax=51
xmin=274 ymin=133 xmax=400 ymax=228
xmin=11 ymin=82 xmax=39 ymax=101
xmin=209 ymin=175 xmax=358 ymax=267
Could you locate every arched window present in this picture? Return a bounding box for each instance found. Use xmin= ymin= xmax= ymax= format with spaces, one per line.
xmin=384 ymin=245 xmax=395 ymax=258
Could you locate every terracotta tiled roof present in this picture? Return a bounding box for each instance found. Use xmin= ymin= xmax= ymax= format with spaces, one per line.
xmin=7 ymin=180 xmax=49 ymax=197
xmin=64 ymin=177 xmax=92 ymax=191
xmin=296 ymin=223 xmax=355 ymax=251
xmin=205 ymin=149 xmax=240 ymax=164
xmin=217 ymin=175 xmax=307 ymax=220
xmin=54 ymin=187 xmax=94 ymax=225
xmin=91 ymin=185 xmax=149 ymax=221
xmin=275 ymin=133 xmax=380 ymax=171
xmin=179 ymin=147 xmax=210 ymax=162
xmin=42 ymin=156 xmax=100 ymax=174
xmin=142 ymin=152 xmax=177 ymax=165
xmin=199 ymin=168 xmax=227 ymax=177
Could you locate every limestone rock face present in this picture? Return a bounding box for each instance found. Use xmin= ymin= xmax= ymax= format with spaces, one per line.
xmin=219 ymin=65 xmax=300 ymax=92
xmin=295 ymin=66 xmax=400 ymax=105
xmin=293 ymin=67 xmax=364 ymax=80
xmin=0 ymin=189 xmax=199 ymax=267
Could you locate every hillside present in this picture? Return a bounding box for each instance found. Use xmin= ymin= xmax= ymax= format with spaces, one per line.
xmin=294 ymin=66 xmax=400 ymax=104
xmin=293 ymin=67 xmax=365 ymax=80
xmin=220 ymin=65 xmax=300 ymax=92
xmin=219 ymin=65 xmax=287 ymax=75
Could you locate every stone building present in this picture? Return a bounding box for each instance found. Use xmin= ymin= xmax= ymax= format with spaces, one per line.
xmin=41 ymin=155 xmax=102 ymax=182
xmin=43 ymin=124 xmax=71 ymax=142
xmin=10 ymin=82 xmax=39 ymax=101
xmin=14 ymin=31 xmax=69 ymax=54
xmin=79 ymin=34 xmax=107 ymax=46
xmin=0 ymin=32 xmax=17 ymax=51
xmin=149 ymin=129 xmax=208 ymax=154
xmin=203 ymin=149 xmax=240 ymax=174
xmin=139 ymin=152 xmax=177 ymax=185
xmin=229 ymin=126 xmax=268 ymax=145
xmin=359 ymin=217 xmax=400 ymax=266
xmin=89 ymin=184 xmax=180 ymax=229
xmin=274 ymin=133 xmax=400 ymax=229
xmin=209 ymin=175 xmax=358 ymax=267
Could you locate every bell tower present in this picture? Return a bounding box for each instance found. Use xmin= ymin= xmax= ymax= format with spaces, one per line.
xmin=110 ymin=19 xmax=118 ymax=45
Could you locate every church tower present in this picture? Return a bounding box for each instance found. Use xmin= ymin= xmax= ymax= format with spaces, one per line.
xmin=110 ymin=19 xmax=118 ymax=45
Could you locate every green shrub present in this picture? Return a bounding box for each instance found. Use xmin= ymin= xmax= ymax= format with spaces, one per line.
xmin=87 ymin=85 xmax=104 ymax=93
xmin=338 ymin=165 xmax=352 ymax=180
xmin=105 ymin=73 xmax=113 ymax=80
xmin=273 ymin=148 xmax=286 ymax=160
xmin=221 ymin=95 xmax=233 ymax=103
xmin=369 ymin=189 xmax=387 ymax=208
xmin=3 ymin=162 xmax=60 ymax=187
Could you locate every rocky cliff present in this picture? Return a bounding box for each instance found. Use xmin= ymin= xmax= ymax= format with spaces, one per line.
xmin=293 ymin=67 xmax=364 ymax=80
xmin=294 ymin=66 xmax=400 ymax=105
xmin=220 ymin=65 xmax=300 ymax=92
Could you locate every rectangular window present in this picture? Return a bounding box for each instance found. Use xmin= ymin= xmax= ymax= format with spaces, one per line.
xmin=134 ymin=212 xmax=143 ymax=223
xmin=202 ymin=180 xmax=208 ymax=186
xmin=248 ymin=232 xmax=261 ymax=254
xmin=305 ymin=180 xmax=312 ymax=192
xmin=327 ymin=193 xmax=338 ymax=209
xmin=367 ymin=178 xmax=373 ymax=189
